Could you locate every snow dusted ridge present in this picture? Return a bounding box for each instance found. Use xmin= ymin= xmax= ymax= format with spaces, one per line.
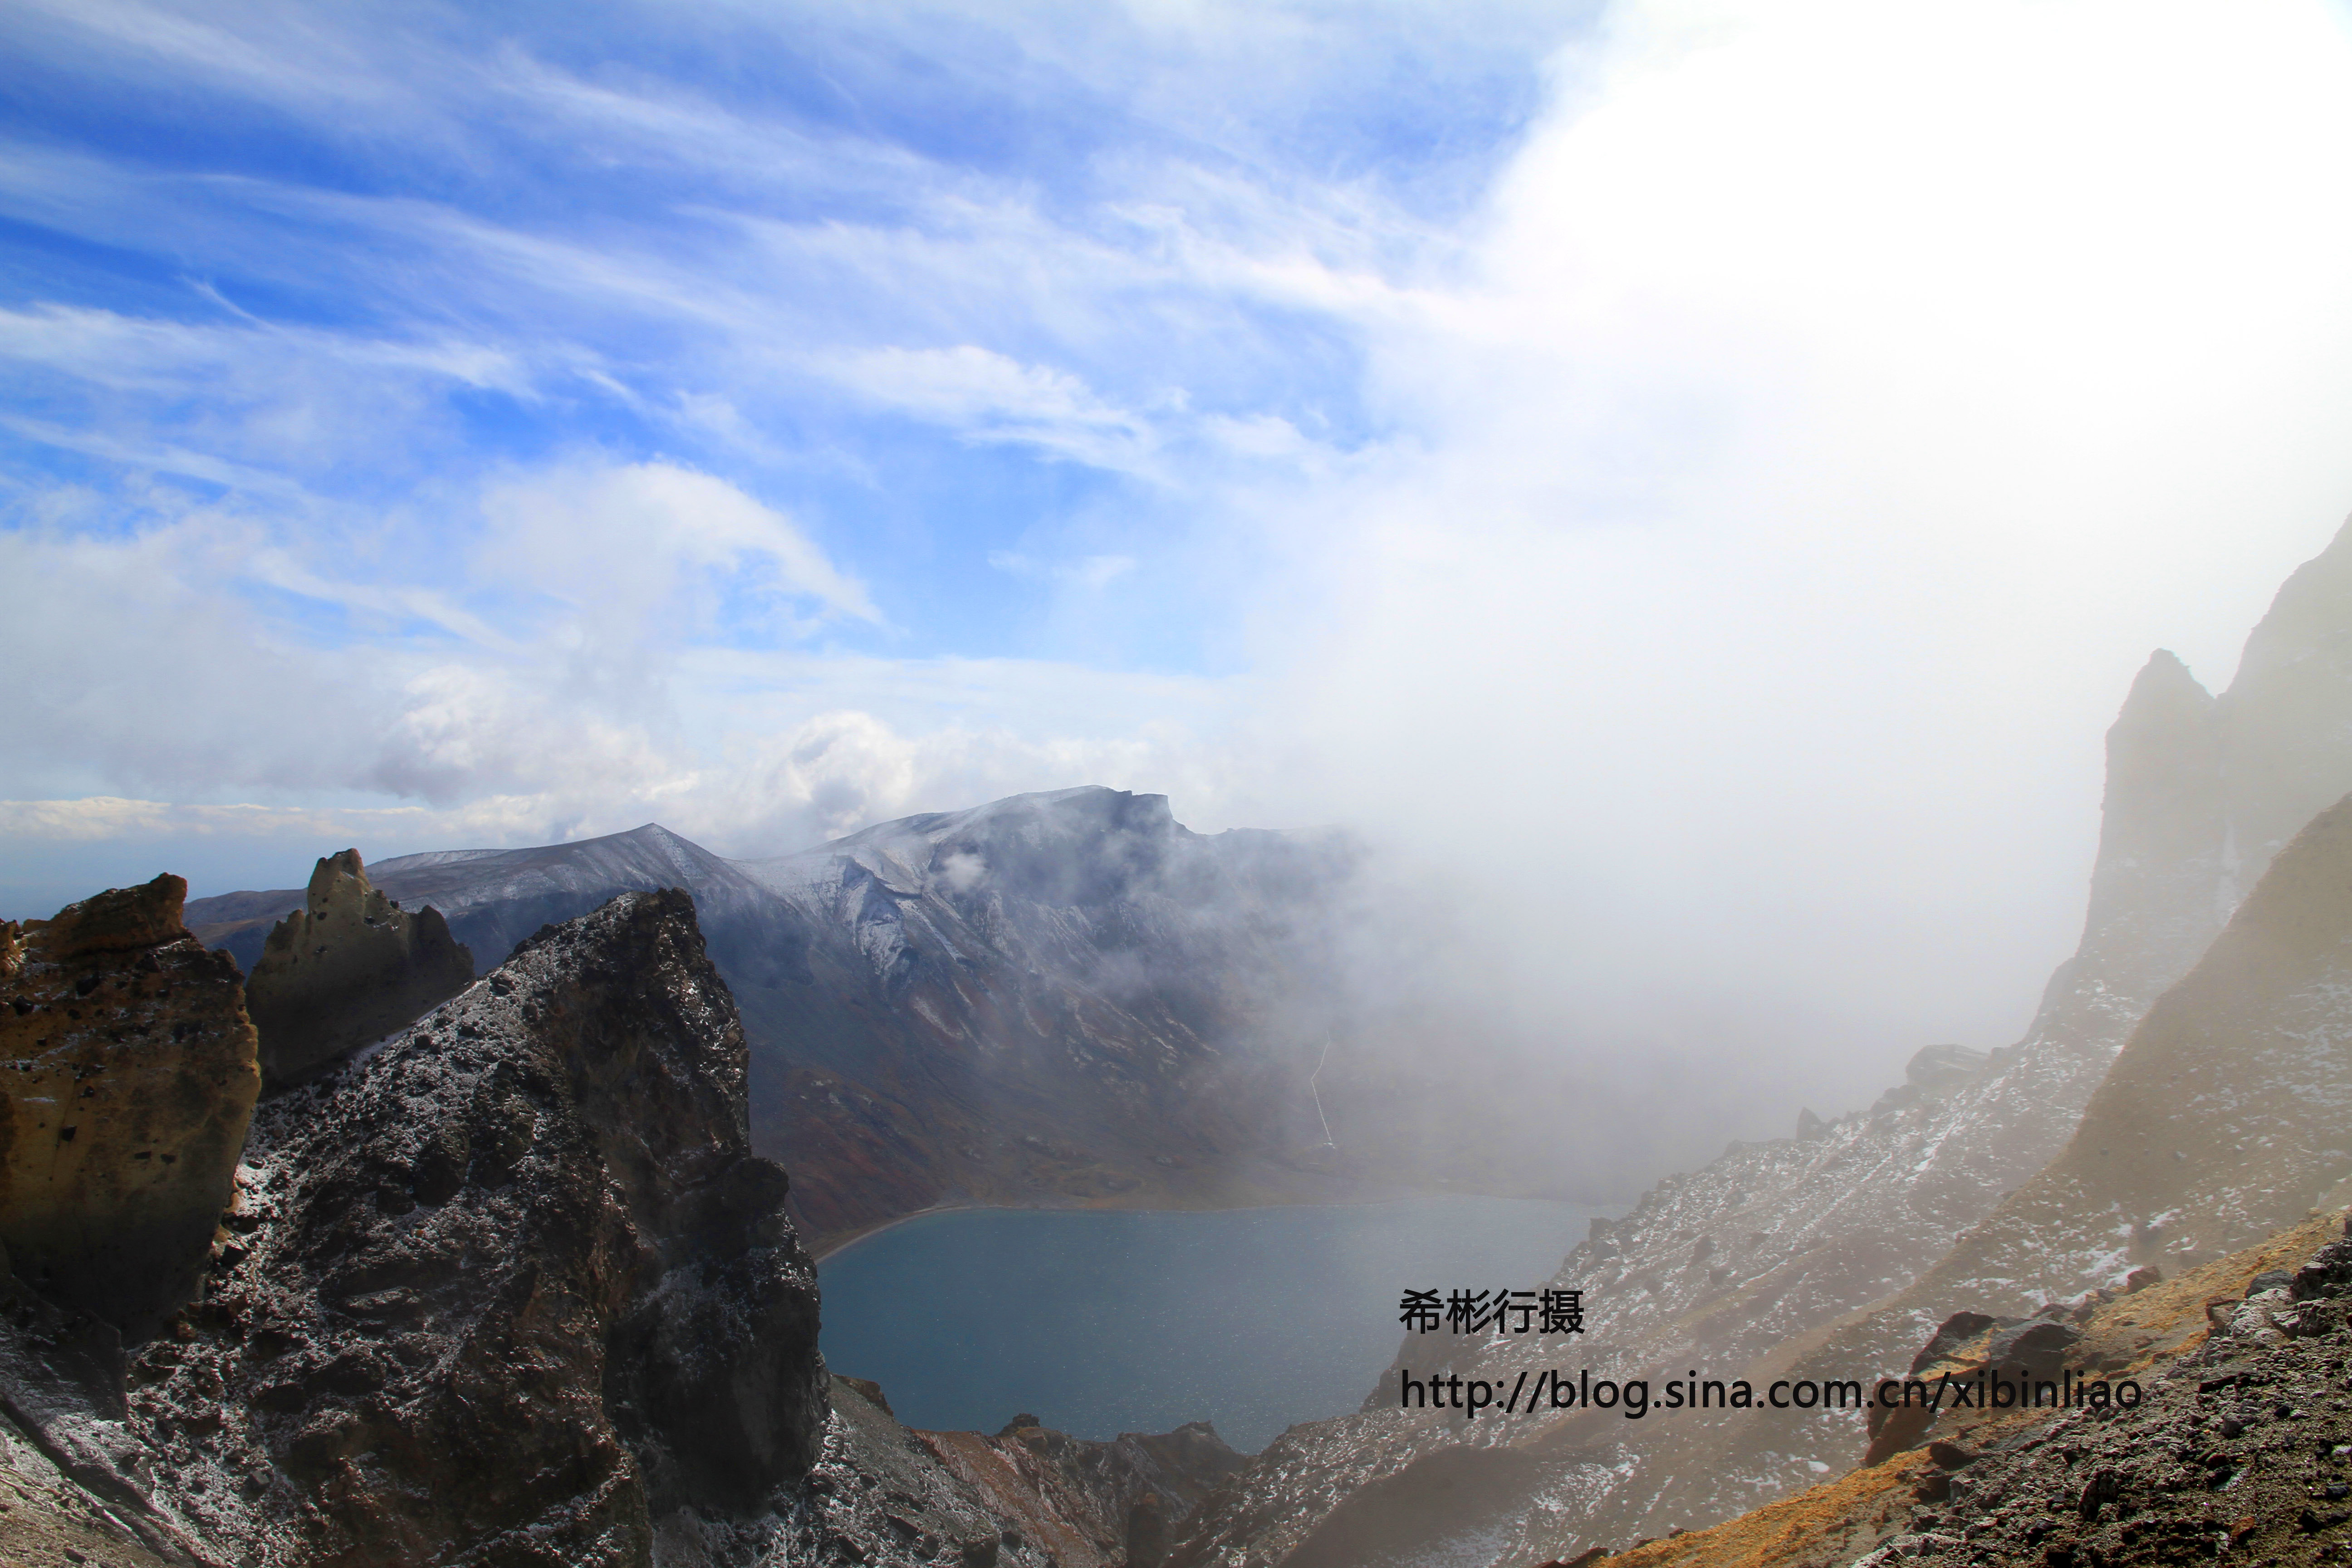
xmin=191 ymin=822 xmax=789 ymax=978
xmin=1166 ymin=518 xmax=2352 ymax=1568
xmin=190 ymin=788 xmax=1365 ymax=1247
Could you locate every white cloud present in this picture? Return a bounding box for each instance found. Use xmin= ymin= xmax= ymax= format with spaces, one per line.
xmin=0 ymin=461 xmax=895 ymax=832
xmin=987 ymin=550 xmax=1137 ymax=590
xmin=0 ymin=698 xmax=1227 ymax=900
xmin=817 ymin=344 xmax=1166 ymax=474
xmin=477 ymin=461 xmax=882 ymax=629
xmin=1204 ymin=0 xmax=2352 ymax=1128
xmin=0 ymin=466 xmax=1238 ymax=894
xmin=0 ymin=302 xmax=525 ymax=394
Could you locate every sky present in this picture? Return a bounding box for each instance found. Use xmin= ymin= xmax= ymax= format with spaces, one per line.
xmin=8 ymin=0 xmax=2352 ymax=1137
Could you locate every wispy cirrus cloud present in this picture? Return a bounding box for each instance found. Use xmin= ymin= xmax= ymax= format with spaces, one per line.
xmin=818 ymin=345 xmax=1167 ymax=474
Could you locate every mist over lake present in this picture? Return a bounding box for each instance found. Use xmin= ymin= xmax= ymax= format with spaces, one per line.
xmin=817 ymin=1196 xmax=1617 ymax=1454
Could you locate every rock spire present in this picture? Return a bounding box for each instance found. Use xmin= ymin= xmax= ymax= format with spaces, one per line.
xmin=243 ymin=848 xmax=472 ymax=1082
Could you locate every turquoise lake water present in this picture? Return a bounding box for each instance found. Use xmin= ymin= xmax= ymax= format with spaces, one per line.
xmin=816 ymin=1196 xmax=1615 ymax=1454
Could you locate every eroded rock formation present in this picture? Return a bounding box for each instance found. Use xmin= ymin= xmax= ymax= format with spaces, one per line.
xmin=1877 ymin=784 xmax=2352 ymax=1318
xmin=2218 ymin=514 xmax=2352 ymax=874
xmin=242 ymin=849 xmax=472 ymax=1082
xmin=0 ymin=874 xmax=258 ymax=1341
xmin=915 ymin=1410 xmax=1245 ymax=1568
xmin=1577 ymin=1211 xmax=2352 ymax=1568
xmin=1159 ymin=641 xmax=2265 ymax=1568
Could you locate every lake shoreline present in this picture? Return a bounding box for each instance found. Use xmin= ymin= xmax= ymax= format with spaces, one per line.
xmin=811 ymin=1202 xmax=980 ymax=1264
xmin=808 ymin=1187 xmax=1629 ymax=1265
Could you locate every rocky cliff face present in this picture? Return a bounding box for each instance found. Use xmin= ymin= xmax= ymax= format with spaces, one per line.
xmin=806 ymin=1380 xmax=1246 ymax=1568
xmin=120 ymin=889 xmax=826 ymax=1565
xmin=2217 ymin=516 xmax=2352 ymax=877
xmin=2075 ymin=650 xmax=2225 ymax=982
xmin=1874 ymin=784 xmax=2352 ymax=1322
xmin=0 ymin=875 xmax=259 ymax=1342
xmin=198 ymin=824 xmax=813 ymax=996
xmin=241 ymin=849 xmax=473 ymax=1082
xmin=914 ymin=1409 xmax=1245 ymax=1568
xmin=1158 ymin=645 xmax=2257 ymax=1568
xmin=1551 ymin=778 xmax=2352 ymax=1568
xmin=1524 ymin=1209 xmax=2352 ymax=1568
xmin=731 ymin=788 xmax=1357 ymax=1243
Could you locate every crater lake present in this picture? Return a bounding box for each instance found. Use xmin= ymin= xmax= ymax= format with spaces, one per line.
xmin=817 ymin=1196 xmax=1617 ymax=1452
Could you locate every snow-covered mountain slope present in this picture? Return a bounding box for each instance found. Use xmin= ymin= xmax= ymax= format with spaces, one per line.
xmin=727 ymin=787 xmax=1365 ymax=1242
xmin=1578 ymin=783 xmax=2352 ymax=1568
xmin=1817 ymin=783 xmax=2352 ymax=1353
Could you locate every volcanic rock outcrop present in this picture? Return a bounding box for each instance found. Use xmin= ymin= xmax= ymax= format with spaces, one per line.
xmin=733 ymin=788 xmax=1359 ymax=1242
xmin=1629 ymin=774 xmax=2352 ymax=1543
xmin=916 ymin=1409 xmax=1245 ymax=1568
xmin=241 ymin=849 xmax=472 ymax=1082
xmin=121 ymin=889 xmax=825 ymax=1564
xmin=0 ymin=874 xmax=259 ymax=1340
xmin=807 ymin=1380 xmax=1246 ymax=1568
xmin=1543 ymin=1210 xmax=2352 ymax=1568
xmin=2216 ymin=514 xmax=2352 ymax=873
xmin=1160 ymin=644 xmax=2269 ymax=1568
xmin=192 ymin=826 xmax=803 ymax=988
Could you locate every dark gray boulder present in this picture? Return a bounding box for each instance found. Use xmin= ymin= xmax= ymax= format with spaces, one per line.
xmin=1986 ymin=1319 xmax=2083 ymax=1381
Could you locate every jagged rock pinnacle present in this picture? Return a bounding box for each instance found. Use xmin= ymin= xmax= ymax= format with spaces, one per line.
xmin=244 ymin=848 xmax=473 ymax=1083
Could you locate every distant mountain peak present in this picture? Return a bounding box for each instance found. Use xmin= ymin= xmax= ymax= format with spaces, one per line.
xmin=821 ymin=785 xmax=1182 ymax=856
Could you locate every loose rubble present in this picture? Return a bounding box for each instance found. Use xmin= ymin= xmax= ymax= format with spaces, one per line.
xmin=1583 ymin=1212 xmax=2352 ymax=1568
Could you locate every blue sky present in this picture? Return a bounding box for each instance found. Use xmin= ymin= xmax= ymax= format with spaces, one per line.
xmin=0 ymin=1 xmax=1599 ymax=889
xmin=0 ymin=0 xmax=1564 ymax=677
xmin=10 ymin=0 xmax=2352 ymax=1126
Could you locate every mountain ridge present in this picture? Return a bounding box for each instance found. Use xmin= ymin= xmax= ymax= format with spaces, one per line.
xmin=186 ymin=789 xmax=1374 ymax=1250
xmin=0 ymin=879 xmax=1252 ymax=1567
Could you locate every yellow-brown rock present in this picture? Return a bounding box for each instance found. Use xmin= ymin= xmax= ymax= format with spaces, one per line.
xmin=0 ymin=874 xmax=260 ymax=1340
xmin=243 ymin=848 xmax=473 ymax=1083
